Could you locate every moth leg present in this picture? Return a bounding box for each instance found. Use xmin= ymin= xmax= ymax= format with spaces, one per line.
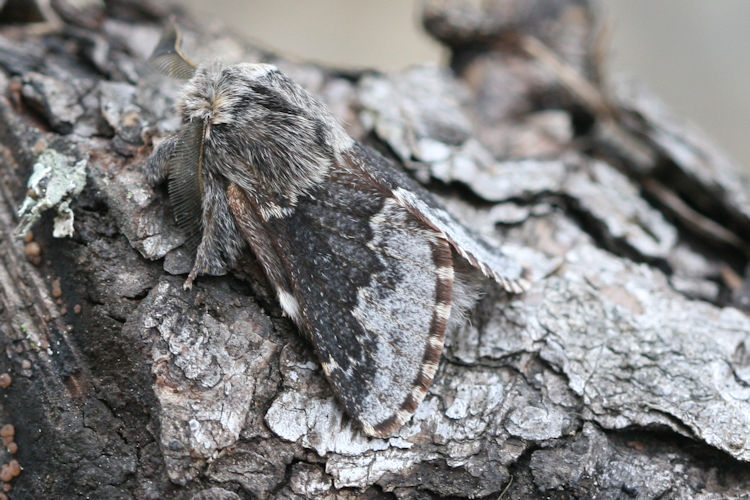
xmin=144 ymin=134 xmax=178 ymax=186
xmin=184 ymin=225 xmax=218 ymax=290
xmin=184 ymin=181 xmax=238 ymax=289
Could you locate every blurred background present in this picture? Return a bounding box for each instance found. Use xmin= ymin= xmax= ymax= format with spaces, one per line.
xmin=177 ymin=0 xmax=750 ymax=170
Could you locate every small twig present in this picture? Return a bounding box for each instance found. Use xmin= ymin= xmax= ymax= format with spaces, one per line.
xmin=498 ymin=476 xmax=513 ymax=499
xmin=642 ymin=178 xmax=749 ymax=252
xmin=516 ymin=34 xmax=614 ymax=119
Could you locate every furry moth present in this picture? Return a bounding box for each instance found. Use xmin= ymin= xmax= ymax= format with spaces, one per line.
xmin=144 ymin=23 xmax=528 ymax=438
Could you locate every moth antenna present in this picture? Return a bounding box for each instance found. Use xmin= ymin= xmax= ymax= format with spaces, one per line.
xmin=167 ymin=119 xmax=205 ymax=250
xmin=148 ymin=18 xmax=197 ymax=80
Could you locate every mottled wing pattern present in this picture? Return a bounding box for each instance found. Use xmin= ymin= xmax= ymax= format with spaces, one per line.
xmin=227 ymin=169 xmax=454 ymax=437
xmin=345 ymin=143 xmax=528 ymax=293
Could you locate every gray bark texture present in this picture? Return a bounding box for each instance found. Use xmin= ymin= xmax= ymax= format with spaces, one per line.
xmin=0 ymin=0 xmax=749 ymax=498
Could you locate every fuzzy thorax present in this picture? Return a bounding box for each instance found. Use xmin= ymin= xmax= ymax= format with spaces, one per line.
xmin=177 ymin=62 xmax=354 ymax=219
xmin=179 ymin=62 xmax=276 ymax=126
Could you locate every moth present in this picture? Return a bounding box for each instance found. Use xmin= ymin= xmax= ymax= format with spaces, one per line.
xmin=144 ymin=23 xmax=528 ymax=437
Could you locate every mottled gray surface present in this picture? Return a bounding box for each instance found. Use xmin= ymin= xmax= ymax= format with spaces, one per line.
xmin=0 ymin=0 xmax=749 ymax=498
xmin=15 ymin=148 xmax=87 ymax=238
xmin=128 ymin=279 xmax=279 ymax=484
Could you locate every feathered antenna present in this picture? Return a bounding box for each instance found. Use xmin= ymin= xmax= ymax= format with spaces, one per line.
xmin=148 ymin=18 xmax=197 ymax=80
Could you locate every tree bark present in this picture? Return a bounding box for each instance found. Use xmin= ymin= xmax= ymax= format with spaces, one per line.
xmin=0 ymin=0 xmax=749 ymax=498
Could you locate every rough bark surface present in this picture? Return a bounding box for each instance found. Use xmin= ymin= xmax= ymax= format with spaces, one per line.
xmin=0 ymin=0 xmax=749 ymax=498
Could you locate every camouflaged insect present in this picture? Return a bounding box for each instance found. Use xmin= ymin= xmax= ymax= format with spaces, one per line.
xmin=144 ymin=23 xmax=528 ymax=438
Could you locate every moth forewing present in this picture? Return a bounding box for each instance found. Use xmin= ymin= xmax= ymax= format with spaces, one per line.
xmin=226 ymin=175 xmax=456 ymax=437
xmin=145 ymin=23 xmax=527 ymax=437
xmin=343 ymin=143 xmax=529 ymax=293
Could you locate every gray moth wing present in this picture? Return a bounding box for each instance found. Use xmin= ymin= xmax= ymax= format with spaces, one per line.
xmin=226 ymin=168 xmax=453 ymax=437
xmin=344 ymin=143 xmax=529 ymax=293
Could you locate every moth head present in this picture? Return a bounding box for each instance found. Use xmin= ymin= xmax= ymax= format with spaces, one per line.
xmin=149 ymin=22 xmax=279 ymax=128
xmin=178 ymin=63 xmax=280 ymax=127
xmin=149 ymin=22 xmax=350 ymax=184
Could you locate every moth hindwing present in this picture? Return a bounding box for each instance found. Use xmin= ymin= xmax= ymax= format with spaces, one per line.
xmin=144 ymin=25 xmax=527 ymax=437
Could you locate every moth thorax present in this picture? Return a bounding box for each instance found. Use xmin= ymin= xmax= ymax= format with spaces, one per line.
xmin=180 ymin=65 xmax=237 ymax=126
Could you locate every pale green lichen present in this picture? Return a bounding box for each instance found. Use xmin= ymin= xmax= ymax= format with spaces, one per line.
xmin=15 ymin=149 xmax=87 ymax=239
